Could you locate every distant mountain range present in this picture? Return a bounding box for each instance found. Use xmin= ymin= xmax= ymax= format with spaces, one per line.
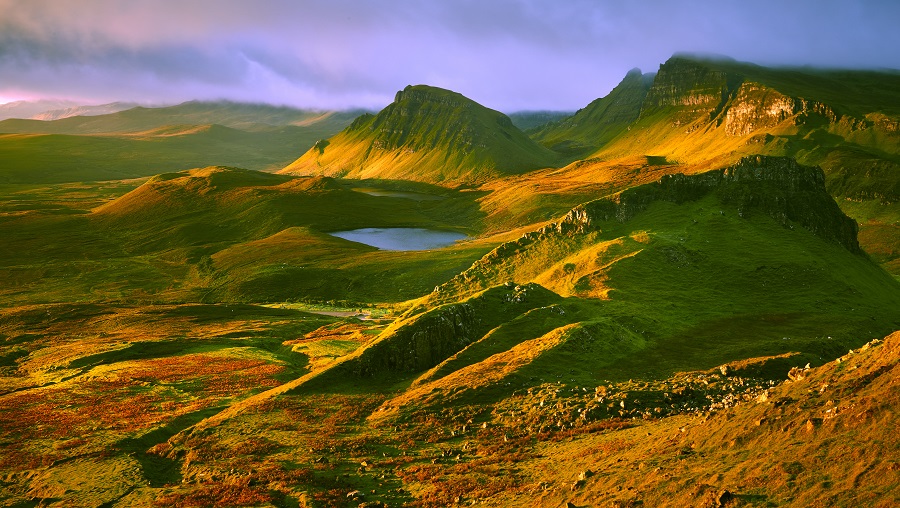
xmin=0 ymin=99 xmax=141 ymax=121
xmin=0 ymin=101 xmax=368 ymax=183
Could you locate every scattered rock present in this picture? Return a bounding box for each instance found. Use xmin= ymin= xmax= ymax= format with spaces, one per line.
xmin=715 ymin=489 xmax=733 ymax=507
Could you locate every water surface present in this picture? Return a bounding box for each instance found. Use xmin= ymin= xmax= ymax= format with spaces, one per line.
xmin=330 ymin=228 xmax=466 ymax=251
xmin=352 ymin=188 xmax=445 ymax=201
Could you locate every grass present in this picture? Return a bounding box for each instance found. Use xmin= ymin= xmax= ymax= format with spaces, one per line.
xmin=282 ymin=84 xmax=563 ymax=185
xmin=1 ymin=64 xmax=899 ymax=505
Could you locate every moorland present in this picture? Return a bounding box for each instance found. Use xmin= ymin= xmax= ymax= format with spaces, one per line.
xmin=1 ymin=55 xmax=899 ymax=507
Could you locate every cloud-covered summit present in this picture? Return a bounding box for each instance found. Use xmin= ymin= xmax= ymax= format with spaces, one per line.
xmin=1 ymin=0 xmax=898 ymax=111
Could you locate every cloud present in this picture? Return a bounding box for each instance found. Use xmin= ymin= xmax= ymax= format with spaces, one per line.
xmin=0 ymin=0 xmax=898 ymax=110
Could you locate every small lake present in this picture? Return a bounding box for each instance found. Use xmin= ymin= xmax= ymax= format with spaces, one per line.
xmin=330 ymin=228 xmax=466 ymax=251
xmin=352 ymin=188 xmax=445 ymax=201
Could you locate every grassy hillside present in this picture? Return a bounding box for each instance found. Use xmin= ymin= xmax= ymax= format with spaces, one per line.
xmin=281 ymin=85 xmax=561 ymax=185
xmin=1 ymin=57 xmax=899 ymax=507
xmin=0 ymin=167 xmax=497 ymax=306
xmin=531 ymin=56 xmax=900 ymax=275
xmin=532 ymin=68 xmax=654 ymax=157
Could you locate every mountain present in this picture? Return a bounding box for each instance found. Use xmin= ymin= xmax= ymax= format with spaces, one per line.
xmin=0 ymin=99 xmax=79 ymax=120
xmin=0 ymin=100 xmax=364 ymax=135
xmin=506 ymin=110 xmax=574 ymax=131
xmin=535 ymin=55 xmax=900 ymax=275
xmin=539 ymin=55 xmax=900 ymax=200
xmin=532 ymin=67 xmax=655 ymax=156
xmin=30 ymin=102 xmax=139 ymax=121
xmin=280 ymin=85 xmax=561 ymax=185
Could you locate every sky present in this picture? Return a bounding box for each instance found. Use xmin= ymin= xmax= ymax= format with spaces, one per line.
xmin=1 ymin=0 xmax=899 ymax=112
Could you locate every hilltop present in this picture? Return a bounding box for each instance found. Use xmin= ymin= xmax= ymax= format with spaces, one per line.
xmin=281 ymin=85 xmax=561 ymax=185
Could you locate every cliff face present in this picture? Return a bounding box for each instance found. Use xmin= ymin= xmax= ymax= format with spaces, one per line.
xmin=565 ymin=156 xmax=860 ymax=253
xmin=640 ymin=57 xmax=741 ymax=121
xmin=425 ymin=156 xmax=866 ymax=308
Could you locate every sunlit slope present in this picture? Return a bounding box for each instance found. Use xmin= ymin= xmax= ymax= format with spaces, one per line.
xmin=531 ymin=68 xmax=654 ymax=157
xmin=281 ymin=85 xmax=561 ymax=185
xmin=535 ymin=55 xmax=900 ymax=273
xmin=539 ymin=55 xmax=900 ymax=197
xmin=496 ymin=330 xmax=900 ymax=507
xmin=334 ymin=156 xmax=900 ymax=416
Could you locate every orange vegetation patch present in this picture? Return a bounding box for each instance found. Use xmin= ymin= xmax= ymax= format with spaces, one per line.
xmin=122 ymin=353 xmax=285 ymax=396
xmin=0 ymin=354 xmax=285 ymax=445
xmin=0 ymin=380 xmax=161 ymax=440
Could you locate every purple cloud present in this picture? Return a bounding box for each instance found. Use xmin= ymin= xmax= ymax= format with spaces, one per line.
xmin=0 ymin=0 xmax=898 ymax=111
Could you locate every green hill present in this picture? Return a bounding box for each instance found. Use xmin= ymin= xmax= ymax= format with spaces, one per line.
xmin=281 ymin=85 xmax=561 ymax=185
xmin=0 ymin=100 xmax=364 ymax=134
xmin=262 ymin=156 xmax=900 ymax=420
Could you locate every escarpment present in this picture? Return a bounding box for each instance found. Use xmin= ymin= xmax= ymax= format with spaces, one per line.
xmin=564 ymin=156 xmax=860 ymax=253
xmin=430 ymin=155 xmax=863 ymax=305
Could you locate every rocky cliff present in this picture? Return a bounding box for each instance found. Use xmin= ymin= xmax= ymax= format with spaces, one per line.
xmin=639 ymin=56 xmax=742 ymax=122
xmin=564 ymin=155 xmax=860 ymax=253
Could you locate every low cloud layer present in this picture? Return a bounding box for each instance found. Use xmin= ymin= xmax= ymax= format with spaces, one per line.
xmin=1 ymin=0 xmax=898 ymax=111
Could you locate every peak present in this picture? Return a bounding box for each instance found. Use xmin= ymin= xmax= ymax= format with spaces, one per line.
xmin=393 ymin=85 xmax=470 ymax=105
xmin=668 ymin=52 xmax=737 ymax=64
xmin=625 ymin=67 xmax=643 ymax=77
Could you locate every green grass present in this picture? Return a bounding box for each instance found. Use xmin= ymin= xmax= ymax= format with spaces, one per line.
xmin=1 ymin=72 xmax=899 ymax=506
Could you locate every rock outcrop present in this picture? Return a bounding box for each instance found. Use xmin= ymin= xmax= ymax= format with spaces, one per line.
xmin=563 ymin=156 xmax=860 ymax=253
xmin=307 ymin=283 xmax=561 ymax=380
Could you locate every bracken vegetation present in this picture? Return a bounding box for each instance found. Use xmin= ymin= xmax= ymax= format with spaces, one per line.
xmin=1 ymin=55 xmax=899 ymax=506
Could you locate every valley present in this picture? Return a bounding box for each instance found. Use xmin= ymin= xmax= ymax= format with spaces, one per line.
xmin=1 ymin=55 xmax=899 ymax=507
